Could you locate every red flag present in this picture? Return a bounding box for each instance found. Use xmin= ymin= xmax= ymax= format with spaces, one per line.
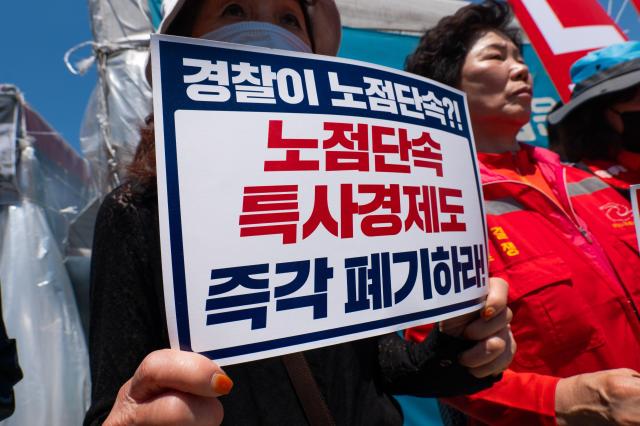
xmin=508 ymin=0 xmax=627 ymax=101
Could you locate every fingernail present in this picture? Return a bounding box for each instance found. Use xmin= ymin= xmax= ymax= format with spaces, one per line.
xmin=481 ymin=307 xmax=495 ymax=320
xmin=211 ymin=373 xmax=234 ymax=395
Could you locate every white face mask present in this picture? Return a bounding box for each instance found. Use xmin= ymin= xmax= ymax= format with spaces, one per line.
xmin=201 ymin=21 xmax=312 ymax=53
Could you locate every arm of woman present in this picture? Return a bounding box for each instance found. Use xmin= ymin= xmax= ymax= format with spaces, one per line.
xmin=442 ymin=367 xmax=640 ymax=426
xmin=378 ymin=278 xmax=515 ymax=397
xmin=85 ymin=186 xmax=234 ymax=425
xmin=84 ymin=185 xmax=170 ymax=424
xmin=555 ymin=368 xmax=640 ymax=425
xmin=443 ymin=369 xmax=560 ymax=426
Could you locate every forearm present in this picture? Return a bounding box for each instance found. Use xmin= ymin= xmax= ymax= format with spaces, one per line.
xmin=554 ymin=369 xmax=640 ymax=426
xmin=444 ymin=369 xmax=559 ymax=426
xmin=85 ymin=188 xmax=167 ymax=424
xmin=378 ymin=329 xmax=499 ymax=398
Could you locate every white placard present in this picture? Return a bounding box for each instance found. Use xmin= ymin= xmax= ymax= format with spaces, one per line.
xmin=151 ymin=34 xmax=488 ymax=365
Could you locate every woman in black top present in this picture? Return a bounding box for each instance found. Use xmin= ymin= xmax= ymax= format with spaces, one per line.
xmin=85 ymin=1 xmax=516 ymax=425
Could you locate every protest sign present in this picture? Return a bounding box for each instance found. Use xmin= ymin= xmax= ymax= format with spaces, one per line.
xmin=151 ymin=35 xmax=488 ymax=366
xmin=631 ymin=185 xmax=640 ymax=250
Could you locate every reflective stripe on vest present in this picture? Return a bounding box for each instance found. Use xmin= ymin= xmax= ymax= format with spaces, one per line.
xmin=485 ymin=197 xmax=525 ymax=216
xmin=567 ymin=177 xmax=609 ymax=197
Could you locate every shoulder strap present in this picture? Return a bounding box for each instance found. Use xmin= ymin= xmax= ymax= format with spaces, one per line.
xmin=281 ymin=353 xmax=335 ymax=426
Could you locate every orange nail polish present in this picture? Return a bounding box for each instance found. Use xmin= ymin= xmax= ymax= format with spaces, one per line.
xmin=482 ymin=307 xmax=495 ymax=320
xmin=212 ymin=373 xmax=234 ymax=395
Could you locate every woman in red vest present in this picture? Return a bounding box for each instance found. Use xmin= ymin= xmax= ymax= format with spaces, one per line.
xmin=406 ymin=1 xmax=640 ymax=425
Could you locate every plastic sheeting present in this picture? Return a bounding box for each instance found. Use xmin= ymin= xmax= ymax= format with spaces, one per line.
xmin=21 ymin=97 xmax=96 ymax=251
xmin=0 ymin=93 xmax=19 ymax=206
xmin=89 ymin=0 xmax=152 ymax=43
xmin=0 ymin=85 xmax=92 ymax=426
xmin=0 ymin=202 xmax=90 ymax=426
xmin=79 ymin=45 xmax=151 ymax=194
xmin=76 ymin=0 xmax=153 ymax=196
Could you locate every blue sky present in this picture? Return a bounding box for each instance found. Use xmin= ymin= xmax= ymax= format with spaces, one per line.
xmin=0 ymin=2 xmax=96 ymax=153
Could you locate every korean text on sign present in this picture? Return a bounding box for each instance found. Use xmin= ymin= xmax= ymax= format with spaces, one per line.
xmin=151 ymin=35 xmax=487 ymax=365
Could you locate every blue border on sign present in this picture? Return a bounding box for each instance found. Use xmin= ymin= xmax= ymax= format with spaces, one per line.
xmin=202 ymin=297 xmax=484 ymax=360
xmin=156 ymin=36 xmax=489 ymax=356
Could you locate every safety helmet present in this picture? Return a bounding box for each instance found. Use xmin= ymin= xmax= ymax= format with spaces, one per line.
xmin=548 ymin=41 xmax=640 ymax=126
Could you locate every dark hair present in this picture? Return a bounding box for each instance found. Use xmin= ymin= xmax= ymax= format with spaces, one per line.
xmin=548 ymin=86 xmax=638 ymax=162
xmin=405 ymin=0 xmax=521 ymax=88
xmin=128 ymin=115 xmax=156 ymax=186
xmin=129 ymin=0 xmax=316 ymax=184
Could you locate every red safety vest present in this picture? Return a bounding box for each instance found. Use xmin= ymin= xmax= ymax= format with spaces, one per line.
xmin=581 ymin=157 xmax=640 ymax=198
xmin=406 ymin=144 xmax=640 ymax=426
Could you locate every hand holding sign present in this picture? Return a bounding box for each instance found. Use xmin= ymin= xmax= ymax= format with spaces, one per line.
xmin=104 ymin=350 xmax=231 ymax=426
xmin=440 ymin=277 xmax=515 ymax=378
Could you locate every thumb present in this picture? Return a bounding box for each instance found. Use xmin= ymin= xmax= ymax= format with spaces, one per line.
xmin=481 ymin=277 xmax=509 ymax=320
xmin=129 ymin=349 xmax=233 ymax=402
